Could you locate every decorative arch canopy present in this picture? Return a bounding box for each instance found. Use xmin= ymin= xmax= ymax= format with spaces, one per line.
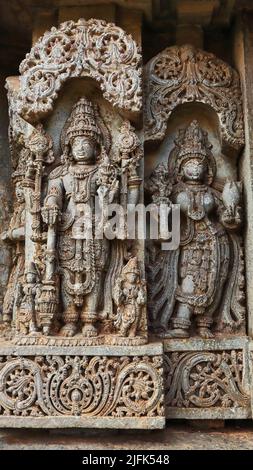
xmin=17 ymin=18 xmax=142 ymax=122
xmin=144 ymin=44 xmax=244 ymax=151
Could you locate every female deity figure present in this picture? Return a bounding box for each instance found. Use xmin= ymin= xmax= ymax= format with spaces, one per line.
xmin=1 ymin=182 xmax=25 ymax=325
xmin=147 ymin=120 xmax=245 ymax=339
xmin=41 ymin=97 xmax=118 ymax=338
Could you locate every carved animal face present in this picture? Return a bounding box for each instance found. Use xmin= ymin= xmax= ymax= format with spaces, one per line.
xmin=182 ymin=157 xmax=207 ymax=182
xmin=71 ymin=136 xmax=95 ymax=163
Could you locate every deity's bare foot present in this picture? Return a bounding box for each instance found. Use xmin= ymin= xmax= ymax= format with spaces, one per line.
xmin=82 ymin=323 xmax=98 ymax=337
xmin=59 ymin=323 xmax=78 ymax=337
xmin=160 ymin=328 xmax=190 ymax=339
xmin=197 ymin=327 xmax=214 ymax=339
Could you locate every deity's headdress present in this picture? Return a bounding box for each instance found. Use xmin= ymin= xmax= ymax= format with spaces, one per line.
xmin=122 ymin=257 xmax=140 ymax=276
xmin=61 ymin=97 xmax=111 ymax=162
xmin=168 ymin=120 xmax=216 ymax=184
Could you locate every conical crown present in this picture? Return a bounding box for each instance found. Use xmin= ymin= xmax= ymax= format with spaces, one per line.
xmin=65 ymin=97 xmax=101 ymax=144
xmin=178 ymin=120 xmax=209 ymax=159
xmin=122 ymin=257 xmax=139 ymax=276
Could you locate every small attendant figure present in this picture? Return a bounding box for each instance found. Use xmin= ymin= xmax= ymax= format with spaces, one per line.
xmin=17 ymin=263 xmax=41 ymax=335
xmin=113 ymin=257 xmax=146 ymax=337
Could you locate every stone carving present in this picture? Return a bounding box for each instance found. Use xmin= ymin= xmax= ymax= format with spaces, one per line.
xmin=1 ymin=182 xmax=25 ymax=326
xmin=0 ymin=17 xmax=166 ymax=430
xmin=0 ymin=95 xmax=145 ymax=346
xmin=34 ymin=96 xmax=142 ymax=342
xmin=16 ymin=262 xmax=41 ymax=335
xmin=113 ymin=257 xmax=146 ymax=338
xmin=144 ymin=44 xmax=244 ymax=150
xmin=164 ymin=350 xmax=250 ymax=409
xmin=146 ymin=121 xmax=245 ymax=338
xmin=18 ymin=18 xmax=142 ymax=121
xmin=0 ymin=355 xmax=164 ymax=418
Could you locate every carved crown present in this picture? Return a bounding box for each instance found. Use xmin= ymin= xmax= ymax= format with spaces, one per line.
xmin=122 ymin=257 xmax=140 ymax=276
xmin=178 ymin=120 xmax=211 ymax=159
xmin=169 ymin=121 xmax=216 ymax=183
xmin=64 ymin=97 xmax=101 ymax=145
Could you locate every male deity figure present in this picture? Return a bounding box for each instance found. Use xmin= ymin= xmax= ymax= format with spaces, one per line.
xmin=42 ymin=97 xmax=118 ymax=337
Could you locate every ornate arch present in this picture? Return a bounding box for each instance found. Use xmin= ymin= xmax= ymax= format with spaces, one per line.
xmin=144 ymin=44 xmax=244 ymax=151
xmin=17 ymin=18 xmax=142 ymax=122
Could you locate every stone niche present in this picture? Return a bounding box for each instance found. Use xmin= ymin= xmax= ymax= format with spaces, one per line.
xmin=144 ymin=44 xmax=251 ymax=419
xmin=0 ymin=18 xmax=165 ymax=429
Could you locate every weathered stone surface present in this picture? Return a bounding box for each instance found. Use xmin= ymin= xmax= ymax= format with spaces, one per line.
xmin=164 ymin=337 xmax=251 ymax=419
xmin=1 ymin=3 xmax=253 ymax=431
xmin=0 ymin=344 xmax=165 ymax=429
xmin=1 ymin=423 xmax=253 ymax=450
xmin=146 ymin=120 xmax=245 ymax=339
xmin=144 ymin=44 xmax=244 ymax=152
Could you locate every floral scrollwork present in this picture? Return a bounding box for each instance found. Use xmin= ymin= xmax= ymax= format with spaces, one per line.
xmin=0 ymin=355 xmax=164 ymax=418
xmin=18 ymin=18 xmax=142 ymax=121
xmin=0 ymin=357 xmax=46 ymax=416
xmin=144 ymin=44 xmax=244 ymax=150
xmin=164 ymin=350 xmax=250 ymax=409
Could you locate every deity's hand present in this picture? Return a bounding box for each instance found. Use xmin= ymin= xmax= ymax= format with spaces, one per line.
xmin=221 ymin=206 xmax=242 ymax=228
xmin=235 ymin=205 xmax=243 ymax=221
xmin=1 ymin=230 xmax=9 ymax=241
xmin=41 ymin=204 xmax=60 ymax=226
xmin=97 ymin=185 xmax=110 ymax=203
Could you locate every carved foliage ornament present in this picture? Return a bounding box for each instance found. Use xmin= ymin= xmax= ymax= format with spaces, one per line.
xmin=164 ymin=350 xmax=250 ymax=409
xmin=144 ymin=45 xmax=244 ymax=150
xmin=0 ymin=355 xmax=164 ymax=418
xmin=18 ymin=18 xmax=142 ymax=121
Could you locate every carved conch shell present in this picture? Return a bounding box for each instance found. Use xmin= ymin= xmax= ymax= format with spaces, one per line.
xmin=222 ymin=180 xmax=242 ymax=209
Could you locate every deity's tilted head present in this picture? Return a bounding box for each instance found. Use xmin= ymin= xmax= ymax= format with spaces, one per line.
xmin=169 ymin=120 xmax=216 ymax=183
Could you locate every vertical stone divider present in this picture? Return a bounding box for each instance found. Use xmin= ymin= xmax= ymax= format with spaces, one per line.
xmin=233 ymin=13 xmax=253 ymax=339
xmin=0 ymin=73 xmax=12 ymax=316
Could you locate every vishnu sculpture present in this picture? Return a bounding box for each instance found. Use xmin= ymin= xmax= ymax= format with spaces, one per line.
xmin=0 ymin=18 xmax=166 ymax=429
xmin=146 ymin=121 xmax=245 ymax=338
xmin=0 ymin=96 xmax=146 ymax=344
xmin=40 ymin=97 xmax=119 ymax=338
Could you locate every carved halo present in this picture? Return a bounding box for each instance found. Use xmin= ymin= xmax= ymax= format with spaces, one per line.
xmin=17 ymin=18 xmax=142 ymax=122
xmin=144 ymin=44 xmax=244 ymax=151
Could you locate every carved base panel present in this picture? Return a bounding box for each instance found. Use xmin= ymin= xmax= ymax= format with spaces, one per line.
xmin=12 ymin=334 xmax=147 ymax=347
xmin=0 ymin=342 xmax=165 ymax=429
xmin=164 ymin=337 xmax=252 ymax=420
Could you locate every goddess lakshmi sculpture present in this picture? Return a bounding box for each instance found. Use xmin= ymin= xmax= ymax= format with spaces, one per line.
xmin=146 ymin=120 xmax=245 ymax=339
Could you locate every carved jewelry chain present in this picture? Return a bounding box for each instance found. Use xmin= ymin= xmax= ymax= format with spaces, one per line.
xmin=70 ymin=166 xmax=97 ymax=203
xmin=186 ymin=185 xmax=206 ymax=220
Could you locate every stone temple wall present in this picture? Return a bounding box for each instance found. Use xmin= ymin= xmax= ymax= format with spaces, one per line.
xmin=0 ymin=1 xmax=253 ymax=429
